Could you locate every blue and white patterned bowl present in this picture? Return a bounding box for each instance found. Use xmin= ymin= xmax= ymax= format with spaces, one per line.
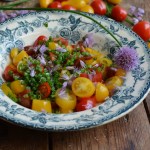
xmin=0 ymin=10 xmax=150 ymax=131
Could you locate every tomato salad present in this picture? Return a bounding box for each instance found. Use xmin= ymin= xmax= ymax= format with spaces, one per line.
xmin=1 ymin=34 xmax=126 ymax=113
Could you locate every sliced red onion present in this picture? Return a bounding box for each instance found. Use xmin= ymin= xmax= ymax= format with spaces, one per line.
xmin=58 ymin=88 xmax=68 ymax=98
xmin=88 ymin=74 xmax=93 ymax=81
xmin=80 ymin=60 xmax=86 ymax=68
xmin=30 ymin=69 xmax=35 ymax=77
xmin=56 ymin=47 xmax=67 ymax=52
xmin=66 ymin=66 xmax=75 ymax=70
xmin=39 ymin=45 xmax=47 ymax=54
xmin=83 ymin=33 xmax=95 ymax=48
xmin=93 ymin=64 xmax=99 ymax=68
xmin=37 ymin=55 xmax=46 ymax=65
xmin=60 ymin=74 xmax=70 ymax=80
xmin=62 ymin=81 xmax=68 ymax=88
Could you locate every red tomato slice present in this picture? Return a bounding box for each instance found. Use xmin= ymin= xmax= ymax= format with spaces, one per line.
xmin=3 ymin=64 xmax=20 ymax=81
xmin=18 ymin=89 xmax=32 ymax=108
xmin=76 ymin=96 xmax=96 ymax=112
xmin=33 ymin=35 xmax=48 ymax=47
xmin=80 ymin=73 xmax=89 ymax=78
xmin=92 ymin=72 xmax=103 ymax=82
xmin=38 ymin=82 xmax=51 ymax=98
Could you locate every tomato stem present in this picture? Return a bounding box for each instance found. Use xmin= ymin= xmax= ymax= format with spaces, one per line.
xmin=0 ymin=8 xmax=122 ymax=47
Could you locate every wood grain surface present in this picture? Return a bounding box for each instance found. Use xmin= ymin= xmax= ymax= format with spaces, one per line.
xmin=0 ymin=0 xmax=150 ymax=150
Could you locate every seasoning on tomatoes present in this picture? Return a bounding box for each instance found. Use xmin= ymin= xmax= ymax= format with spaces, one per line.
xmin=72 ymin=77 xmax=95 ymax=98
xmin=111 ymin=5 xmax=127 ymax=22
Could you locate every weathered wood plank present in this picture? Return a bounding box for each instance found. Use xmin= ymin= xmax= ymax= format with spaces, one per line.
xmin=0 ymin=120 xmax=49 ymax=150
xmin=50 ymin=103 xmax=150 ymax=150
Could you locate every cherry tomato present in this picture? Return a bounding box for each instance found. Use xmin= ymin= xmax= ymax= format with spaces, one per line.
xmin=38 ymin=82 xmax=51 ymax=98
xmin=49 ymin=52 xmax=56 ymax=61
xmin=111 ymin=5 xmax=127 ymax=22
xmin=80 ymin=73 xmax=89 ymax=78
xmin=55 ymin=89 xmax=77 ymax=110
xmin=48 ymin=1 xmax=62 ymax=8
xmin=10 ymin=48 xmax=19 ymax=59
xmin=62 ymin=5 xmax=76 ymax=10
xmin=76 ymin=96 xmax=96 ymax=112
xmin=72 ymin=77 xmax=95 ymax=98
xmin=24 ymin=46 xmax=36 ymax=57
xmin=80 ymin=5 xmax=94 ymax=14
xmin=104 ymin=67 xmax=117 ymax=80
xmin=53 ymin=37 xmax=69 ymax=46
xmin=2 ymin=64 xmax=20 ymax=81
xmin=59 ymin=108 xmax=73 ymax=114
xmin=115 ymin=68 xmax=126 ymax=77
xmin=132 ymin=21 xmax=150 ymax=41
xmin=95 ymin=82 xmax=109 ymax=102
xmin=18 ymin=89 xmax=32 ymax=108
xmin=33 ymin=35 xmax=48 ymax=47
xmin=32 ymin=99 xmax=52 ymax=113
xmin=107 ymin=0 xmax=122 ymax=4
xmin=91 ymin=0 xmax=107 ymax=15
xmin=92 ymin=72 xmax=103 ymax=82
xmin=55 ymin=0 xmax=65 ymax=2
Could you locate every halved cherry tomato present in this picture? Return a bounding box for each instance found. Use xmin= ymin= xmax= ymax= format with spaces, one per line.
xmin=72 ymin=77 xmax=95 ymax=98
xmin=18 ymin=89 xmax=32 ymax=108
xmin=80 ymin=5 xmax=94 ymax=14
xmin=62 ymin=5 xmax=77 ymax=10
xmin=55 ymin=89 xmax=77 ymax=110
xmin=38 ymin=82 xmax=51 ymax=98
xmin=92 ymin=72 xmax=103 ymax=82
xmin=49 ymin=52 xmax=56 ymax=61
xmin=104 ymin=67 xmax=117 ymax=80
xmin=76 ymin=96 xmax=96 ymax=112
xmin=2 ymin=64 xmax=20 ymax=81
xmin=10 ymin=48 xmax=19 ymax=59
xmin=91 ymin=0 xmax=107 ymax=15
xmin=39 ymin=0 xmax=53 ymax=8
xmin=95 ymin=82 xmax=109 ymax=102
xmin=115 ymin=68 xmax=126 ymax=77
xmin=24 ymin=46 xmax=37 ymax=57
xmin=33 ymin=35 xmax=48 ymax=47
xmin=48 ymin=1 xmax=62 ymax=8
xmin=80 ymin=73 xmax=89 ymax=78
xmin=111 ymin=5 xmax=127 ymax=22
xmin=132 ymin=21 xmax=150 ymax=41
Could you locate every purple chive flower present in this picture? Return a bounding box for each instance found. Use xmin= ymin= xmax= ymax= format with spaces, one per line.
xmin=132 ymin=18 xmax=139 ymax=25
xmin=38 ymin=55 xmax=46 ymax=65
xmin=137 ymin=8 xmax=145 ymax=14
xmin=114 ymin=46 xmax=139 ymax=71
xmin=83 ymin=33 xmax=95 ymax=48
xmin=39 ymin=45 xmax=47 ymax=54
xmin=80 ymin=60 xmax=86 ymax=68
xmin=129 ymin=6 xmax=136 ymax=14
xmin=66 ymin=66 xmax=75 ymax=70
xmin=30 ymin=69 xmax=35 ymax=77
xmin=7 ymin=12 xmax=17 ymax=18
xmin=16 ymin=10 xmax=29 ymax=15
xmin=0 ymin=11 xmax=8 ymax=23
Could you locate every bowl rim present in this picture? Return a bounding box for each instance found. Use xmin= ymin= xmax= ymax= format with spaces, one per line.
xmin=0 ymin=10 xmax=150 ymax=131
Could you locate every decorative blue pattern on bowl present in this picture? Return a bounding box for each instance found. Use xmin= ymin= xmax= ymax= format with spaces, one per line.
xmin=0 ymin=10 xmax=150 ymax=131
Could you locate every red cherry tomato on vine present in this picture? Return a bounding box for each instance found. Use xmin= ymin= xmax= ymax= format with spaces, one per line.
xmin=111 ymin=5 xmax=127 ymax=22
xmin=76 ymin=96 xmax=96 ymax=112
xmin=132 ymin=21 xmax=150 ymax=41
xmin=62 ymin=5 xmax=77 ymax=11
xmin=91 ymin=0 xmax=106 ymax=15
xmin=48 ymin=1 xmax=62 ymax=9
xmin=33 ymin=35 xmax=48 ymax=47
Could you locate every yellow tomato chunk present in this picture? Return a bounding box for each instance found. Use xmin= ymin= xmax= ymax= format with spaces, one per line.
xmin=80 ymin=5 xmax=94 ymax=14
xmin=72 ymin=77 xmax=95 ymax=98
xmin=39 ymin=0 xmax=53 ymax=8
xmin=32 ymin=99 xmax=52 ymax=113
xmin=10 ymin=48 xmax=19 ymax=59
xmin=95 ymin=82 xmax=109 ymax=102
xmin=13 ymin=50 xmax=28 ymax=66
xmin=10 ymin=80 xmax=25 ymax=94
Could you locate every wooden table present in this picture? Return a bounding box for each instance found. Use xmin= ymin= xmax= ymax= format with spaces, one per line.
xmin=0 ymin=0 xmax=150 ymax=150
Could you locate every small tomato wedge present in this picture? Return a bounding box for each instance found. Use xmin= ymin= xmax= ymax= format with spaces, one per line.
xmin=80 ymin=73 xmax=89 ymax=78
xmin=76 ymin=96 xmax=96 ymax=112
xmin=32 ymin=99 xmax=52 ymax=113
xmin=95 ymin=82 xmax=109 ymax=102
xmin=72 ymin=77 xmax=95 ymax=98
xmin=38 ymin=82 xmax=51 ymax=98
xmin=92 ymin=72 xmax=103 ymax=82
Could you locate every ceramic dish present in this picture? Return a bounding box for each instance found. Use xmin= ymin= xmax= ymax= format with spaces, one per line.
xmin=0 ymin=10 xmax=150 ymax=131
